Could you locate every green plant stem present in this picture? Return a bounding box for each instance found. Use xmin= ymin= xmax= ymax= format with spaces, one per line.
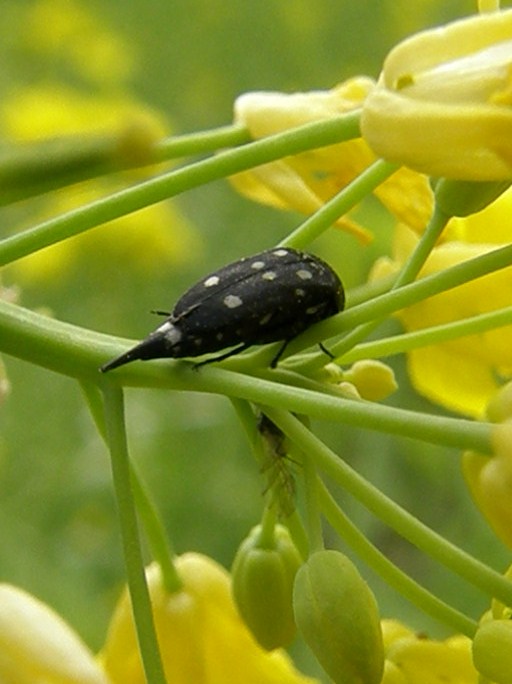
xmin=230 ymin=398 xmax=309 ymax=557
xmin=341 ymin=305 xmax=512 ymax=363
xmin=0 ymin=125 xmax=252 ymax=205
xmin=284 ymin=510 xmax=310 ymax=562
xmin=129 ymin=470 xmax=182 ymax=594
xmin=0 ymin=112 xmax=361 ymax=267
xmin=0 ymin=298 xmax=491 ymax=453
xmin=293 ymin=417 xmax=324 ymax=554
xmin=154 ymin=124 xmax=251 ymax=160
xmin=393 ymin=205 xmax=449 ymax=288
xmin=280 ymin=159 xmax=398 ymax=249
xmin=258 ymin=505 xmax=278 ymax=548
xmin=318 ymin=480 xmax=478 ymax=637
xmin=230 ymin=398 xmax=259 ymax=458
xmin=279 ymin=241 xmax=512 ymax=370
xmin=262 ymin=407 xmax=512 ymax=607
xmin=102 ymin=382 xmax=167 ymax=684
xmin=291 ymin=203 xmax=450 ymax=375
xmin=80 ymin=380 xmax=181 ymax=593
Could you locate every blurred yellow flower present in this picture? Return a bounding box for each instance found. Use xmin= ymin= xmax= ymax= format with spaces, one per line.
xmin=361 ymin=9 xmax=512 ymax=180
xmin=381 ymin=619 xmax=478 ymax=684
xmin=1 ymin=83 xmax=167 ymax=142
xmin=371 ymin=210 xmax=512 ymax=417
xmin=0 ymin=583 xmax=109 ymax=684
xmin=101 ymin=554 xmax=318 ymax=684
xmin=11 ymin=192 xmax=197 ymax=284
xmin=231 ymin=79 xmax=433 ymax=242
xmin=0 ymin=42 xmax=198 ymax=281
xmin=0 ymin=0 xmax=199 ymax=282
xmin=22 ymin=0 xmax=134 ymax=85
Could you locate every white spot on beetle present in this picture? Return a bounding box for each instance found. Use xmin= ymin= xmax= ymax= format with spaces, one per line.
xmin=262 ymin=270 xmax=277 ymax=280
xmin=251 ymin=260 xmax=265 ymax=270
xmin=224 ymin=294 xmax=243 ymax=308
xmin=306 ymin=305 xmax=321 ymax=315
xmin=296 ymin=269 xmax=313 ymax=280
xmin=157 ymin=322 xmax=182 ymax=345
xmin=259 ymin=313 xmax=272 ymax=325
xmin=295 ymin=288 xmax=306 ymax=297
xmin=216 ymin=332 xmax=224 ymax=341
xmin=273 ymin=249 xmax=288 ymax=257
xmin=204 ymin=275 xmax=220 ymax=287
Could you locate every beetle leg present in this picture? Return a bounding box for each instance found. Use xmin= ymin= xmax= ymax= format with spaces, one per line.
xmin=192 ymin=342 xmax=252 ymax=369
xmin=270 ymin=339 xmax=292 ymax=368
xmin=150 ymin=309 xmax=171 ymax=317
xmin=318 ymin=342 xmax=335 ymax=360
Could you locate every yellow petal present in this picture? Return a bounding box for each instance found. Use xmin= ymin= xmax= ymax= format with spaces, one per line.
xmin=0 ymin=584 xmax=109 ymax=684
xmin=361 ymin=10 xmax=512 ymax=180
xmin=373 ymin=224 xmax=512 ymax=418
xmin=234 ymin=81 xmax=434 ymax=237
xmin=386 ymin=634 xmax=477 ymax=684
xmin=101 ymin=555 xmax=318 ymax=684
xmin=231 ymin=80 xmax=379 ymax=242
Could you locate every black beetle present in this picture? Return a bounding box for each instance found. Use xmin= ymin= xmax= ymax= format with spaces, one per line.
xmin=101 ymin=247 xmax=344 ymax=372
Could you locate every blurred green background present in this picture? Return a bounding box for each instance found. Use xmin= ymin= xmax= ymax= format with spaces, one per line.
xmin=0 ymin=0 xmax=510 ymax=678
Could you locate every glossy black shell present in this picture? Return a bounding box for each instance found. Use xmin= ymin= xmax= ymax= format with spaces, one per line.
xmin=101 ymin=247 xmax=344 ymax=371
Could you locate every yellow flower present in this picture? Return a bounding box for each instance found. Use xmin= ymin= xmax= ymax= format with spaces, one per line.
xmin=9 ymin=185 xmax=198 ymax=284
xmin=381 ymin=619 xmax=478 ymax=684
xmin=0 ymin=2 xmax=199 ymax=281
xmin=22 ymin=0 xmax=134 ymax=85
xmin=444 ymin=182 xmax=512 ymax=245
xmin=0 ymin=555 xmax=317 ymax=684
xmin=361 ymin=9 xmax=512 ymax=180
xmin=371 ymin=215 xmax=512 ymax=418
xmin=101 ymin=554 xmax=318 ymax=684
xmin=0 ymin=583 xmax=109 ymax=684
xmin=0 ymin=83 xmax=198 ymax=281
xmin=231 ymin=79 xmax=433 ymax=241
xmin=1 ymin=83 xmax=167 ymax=142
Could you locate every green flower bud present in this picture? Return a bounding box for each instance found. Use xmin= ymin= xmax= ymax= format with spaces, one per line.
xmin=433 ymin=178 xmax=510 ymax=218
xmin=231 ymin=524 xmax=302 ymax=650
xmin=293 ymin=550 xmax=384 ymax=684
xmin=472 ymin=619 xmax=512 ymax=684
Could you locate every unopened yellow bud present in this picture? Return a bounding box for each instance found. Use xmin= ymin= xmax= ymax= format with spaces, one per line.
xmin=491 ymin=564 xmax=512 ymax=619
xmin=231 ymin=524 xmax=302 ymax=650
xmin=433 ymin=178 xmax=511 ymax=218
xmin=462 ymin=429 xmax=512 ymax=549
xmin=472 ymin=619 xmax=512 ymax=683
xmin=342 ymin=360 xmax=398 ymax=402
xmin=293 ymin=550 xmax=384 ymax=684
